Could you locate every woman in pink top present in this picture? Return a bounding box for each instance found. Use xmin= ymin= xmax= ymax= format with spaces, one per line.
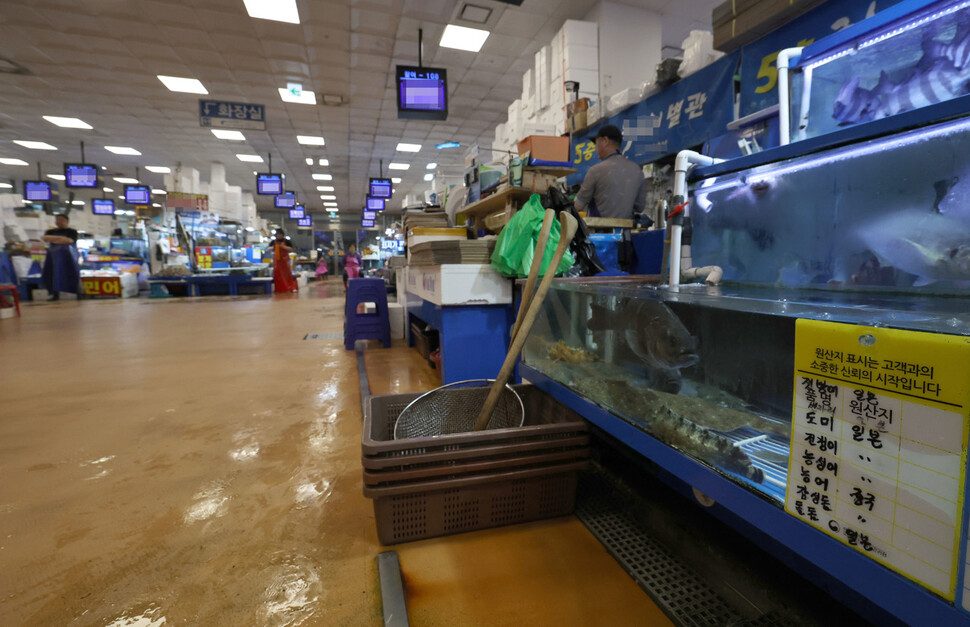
xmin=342 ymin=243 xmax=362 ymax=288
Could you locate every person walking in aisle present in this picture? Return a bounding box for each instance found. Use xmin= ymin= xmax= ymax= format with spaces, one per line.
xmin=40 ymin=213 xmax=81 ymax=301
xmin=342 ymin=243 xmax=362 ymax=289
xmin=268 ymin=229 xmax=299 ymax=293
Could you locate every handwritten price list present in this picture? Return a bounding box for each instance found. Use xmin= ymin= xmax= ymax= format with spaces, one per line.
xmin=786 ymin=320 xmax=970 ymax=600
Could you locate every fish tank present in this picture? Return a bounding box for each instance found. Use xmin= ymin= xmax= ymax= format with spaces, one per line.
xmin=691 ymin=112 xmax=970 ymax=293
xmin=790 ymin=0 xmax=970 ymax=141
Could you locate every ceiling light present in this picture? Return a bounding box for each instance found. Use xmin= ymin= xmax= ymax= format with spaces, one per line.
xmin=152 ymin=189 xmax=167 ymax=195
xmin=43 ymin=116 xmax=92 ymax=129
xmin=278 ymin=88 xmax=316 ymax=105
xmin=103 ymin=187 xmax=114 ymax=193
xmin=436 ymin=141 xmax=461 ymax=149
xmin=0 ymin=158 xmax=29 ymax=166
xmin=316 ymin=185 xmax=334 ymax=191
xmin=245 ymin=227 xmax=255 ymax=232
xmin=392 ymin=177 xmax=402 ymax=184
xmin=297 ymin=135 xmax=325 ymax=146
xmin=324 ymin=202 xmax=338 ymax=207
xmin=0 ymin=183 xmax=11 ymax=189
xmin=244 ymin=0 xmax=300 ymax=23
xmin=113 ymin=177 xmax=140 ymax=184
xmin=152 ymin=203 xmax=162 ymax=208
xmin=236 ymin=154 xmax=264 ymax=162
xmin=426 ymin=162 xmax=437 ymax=169
xmin=318 ymin=158 xmax=329 ymax=166
xmin=312 ymin=173 xmax=332 ymax=181
xmin=388 ymin=163 xmax=409 ymax=170
xmin=13 ymin=140 xmax=56 ymax=150
xmin=117 ymin=195 xmax=125 ymax=200
xmin=105 ymin=146 xmax=141 ymax=155
xmin=424 ymin=173 xmax=434 ymax=181
xmin=396 ymin=142 xmax=421 ymax=152
xmin=440 ymin=24 xmax=490 ymax=52
xmin=145 ymin=166 xmax=171 ymax=173
xmin=114 ymin=209 xmax=125 ymax=215
xmin=71 ymin=200 xmax=85 ymax=205
xmin=305 ymin=157 xmax=313 ymax=165
xmin=320 ymin=194 xmax=336 ymax=200
xmin=157 ymin=75 xmax=208 ymax=94
xmin=212 ymin=129 xmax=246 ymax=141
xmin=125 ymin=210 xmax=136 ymax=216
xmin=47 ymin=174 xmax=66 ymax=181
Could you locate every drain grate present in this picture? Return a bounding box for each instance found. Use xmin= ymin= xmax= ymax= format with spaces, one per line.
xmin=576 ymin=470 xmax=744 ymax=627
xmin=304 ymin=332 xmax=343 ymax=340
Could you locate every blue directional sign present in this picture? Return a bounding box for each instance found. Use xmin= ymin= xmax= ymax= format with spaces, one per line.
xmin=199 ymin=99 xmax=266 ymax=130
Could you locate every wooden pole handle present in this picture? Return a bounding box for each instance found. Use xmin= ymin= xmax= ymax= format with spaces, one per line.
xmin=510 ymin=208 xmax=555 ymax=344
xmin=474 ymin=212 xmax=578 ymax=431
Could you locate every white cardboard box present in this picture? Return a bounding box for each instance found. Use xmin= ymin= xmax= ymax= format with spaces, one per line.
xmin=563 ymin=44 xmax=599 ymax=72
xmin=561 ymin=20 xmax=598 ymax=47
xmin=406 ymin=264 xmax=511 ymax=306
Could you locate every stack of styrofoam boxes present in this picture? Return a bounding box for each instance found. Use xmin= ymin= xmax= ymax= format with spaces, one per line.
xmin=549 ymin=20 xmax=599 ymax=136
xmin=507 ymin=99 xmax=523 ymax=149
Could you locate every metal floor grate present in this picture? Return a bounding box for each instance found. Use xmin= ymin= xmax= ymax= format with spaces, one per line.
xmin=576 ymin=470 xmax=745 ymax=627
xmin=304 ymin=332 xmax=343 ymax=340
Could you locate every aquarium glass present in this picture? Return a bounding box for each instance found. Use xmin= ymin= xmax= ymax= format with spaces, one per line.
xmin=691 ymin=113 xmax=970 ymax=293
xmin=792 ymin=0 xmax=970 ymax=140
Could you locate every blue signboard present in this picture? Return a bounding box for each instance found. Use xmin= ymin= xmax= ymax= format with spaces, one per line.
xmin=569 ymin=51 xmax=739 ymax=183
xmin=737 ymin=0 xmax=904 ymax=117
xmin=199 ymin=99 xmax=266 ymax=130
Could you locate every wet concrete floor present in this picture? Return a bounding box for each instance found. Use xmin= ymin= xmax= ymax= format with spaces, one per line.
xmin=0 ymin=283 xmax=668 ymax=626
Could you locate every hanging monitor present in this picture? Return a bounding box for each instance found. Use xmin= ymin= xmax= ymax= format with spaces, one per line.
xmin=396 ymin=65 xmax=448 ymax=120
xmin=92 ymin=199 xmax=115 ymax=215
xmin=361 ymin=218 xmax=375 ymax=228
xmin=124 ymin=185 xmax=151 ymax=204
xmin=24 ymin=180 xmax=52 ymax=202
xmin=362 ymin=210 xmax=377 ymax=221
xmin=64 ymin=163 xmax=99 ymax=188
xmin=288 ymin=205 xmax=306 ymax=219
xmin=369 ymin=178 xmax=392 ymax=199
xmin=256 ymin=173 xmax=284 ymax=195
xmin=297 ymin=216 xmax=312 ymax=227
xmin=275 ymin=191 xmax=297 ymax=208
xmin=366 ymin=197 xmax=385 ymax=211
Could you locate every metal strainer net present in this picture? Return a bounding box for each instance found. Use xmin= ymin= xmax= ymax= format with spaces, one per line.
xmin=393 ymin=379 xmax=525 ymax=440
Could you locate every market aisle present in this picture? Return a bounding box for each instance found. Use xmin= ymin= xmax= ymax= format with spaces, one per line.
xmin=1 ymin=285 xmax=667 ymax=626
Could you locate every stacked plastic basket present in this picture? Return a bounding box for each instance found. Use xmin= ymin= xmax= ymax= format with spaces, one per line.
xmin=362 ymin=385 xmax=590 ymax=545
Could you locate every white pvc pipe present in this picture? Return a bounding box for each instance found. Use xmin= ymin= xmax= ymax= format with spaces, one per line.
xmin=670 ymin=150 xmax=718 ymax=287
xmin=776 ymin=47 xmax=803 ymax=146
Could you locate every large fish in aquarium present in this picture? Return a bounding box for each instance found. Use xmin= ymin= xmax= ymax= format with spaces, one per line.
xmin=858 ymin=210 xmax=970 ymax=286
xmin=587 ymin=299 xmax=698 ymax=392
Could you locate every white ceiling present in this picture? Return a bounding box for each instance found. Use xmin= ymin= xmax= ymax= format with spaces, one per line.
xmin=0 ymin=0 xmax=716 ymax=223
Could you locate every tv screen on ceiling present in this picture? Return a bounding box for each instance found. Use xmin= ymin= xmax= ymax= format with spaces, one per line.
xmin=24 ymin=180 xmax=52 ymax=202
xmin=256 ymin=173 xmax=284 ymax=195
xmin=396 ymin=65 xmax=447 ymax=121
xmin=64 ymin=163 xmax=99 ymax=188
xmin=369 ymin=178 xmax=392 ymax=199
xmin=124 ymin=185 xmax=151 ymax=205
xmin=361 ymin=219 xmax=375 ymax=228
xmin=362 ymin=210 xmax=377 ymax=221
xmin=288 ymin=206 xmax=306 ymax=219
xmin=297 ymin=217 xmax=312 ymax=227
xmin=275 ymin=192 xmax=296 ymax=208
xmin=92 ymin=199 xmax=115 ymax=215
xmin=366 ymin=197 xmax=385 ymax=211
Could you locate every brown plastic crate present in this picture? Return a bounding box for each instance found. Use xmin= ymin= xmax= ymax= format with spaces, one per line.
xmin=364 ymin=461 xmax=587 ymax=545
xmin=362 ymin=434 xmax=590 ymax=470
xmin=363 ymin=447 xmax=590 ymax=486
xmin=362 ymin=385 xmax=588 ymax=462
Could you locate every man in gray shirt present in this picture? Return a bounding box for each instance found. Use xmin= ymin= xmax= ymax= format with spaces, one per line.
xmin=573 ymin=124 xmax=646 ymax=220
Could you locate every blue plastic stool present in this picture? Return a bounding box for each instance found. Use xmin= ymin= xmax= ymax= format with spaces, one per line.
xmin=344 ymin=278 xmax=391 ymax=350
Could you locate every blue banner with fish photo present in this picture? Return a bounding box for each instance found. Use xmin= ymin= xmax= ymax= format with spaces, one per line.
xmin=738 ymin=0 xmax=906 ymax=118
xmin=568 ymin=51 xmax=740 ymax=185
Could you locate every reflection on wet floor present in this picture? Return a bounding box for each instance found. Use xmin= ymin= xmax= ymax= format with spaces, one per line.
xmin=1 ymin=282 xmax=664 ymax=625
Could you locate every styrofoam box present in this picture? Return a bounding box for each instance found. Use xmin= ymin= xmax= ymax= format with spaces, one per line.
xmin=560 ymin=20 xmax=597 ymax=47
xmin=563 ymin=44 xmax=599 ymax=72
xmin=522 ymin=68 xmax=534 ymax=99
xmin=406 ymin=264 xmax=512 ymax=306
xmin=387 ymin=302 xmax=405 ymax=339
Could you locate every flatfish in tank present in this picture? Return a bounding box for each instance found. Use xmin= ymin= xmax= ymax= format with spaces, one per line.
xmin=858 ymin=210 xmax=970 ymax=286
xmin=587 ymin=299 xmax=698 ymax=393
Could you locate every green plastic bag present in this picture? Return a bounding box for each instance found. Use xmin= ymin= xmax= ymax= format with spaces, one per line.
xmin=490 ymin=193 xmax=574 ymax=278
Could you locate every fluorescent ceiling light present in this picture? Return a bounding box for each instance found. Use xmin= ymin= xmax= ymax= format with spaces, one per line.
xmin=0 ymin=183 xmax=11 ymax=189
xmin=43 ymin=116 xmax=92 ymax=129
xmin=305 ymin=157 xmax=313 ymax=165
xmin=105 ymin=146 xmax=141 ymax=155
xmin=114 ymin=209 xmax=125 ymax=215
xmin=297 ymin=135 xmax=325 ymax=146
xmin=323 ymin=202 xmax=338 ymax=207
xmin=320 ymin=194 xmax=336 ymax=200
xmin=392 ymin=177 xmax=402 ymax=184
xmin=71 ymin=200 xmax=85 ymax=205
xmin=318 ymin=158 xmax=329 ymax=166
xmin=157 ymin=75 xmax=208 ymax=94
xmin=152 ymin=203 xmax=162 ymax=208
xmin=0 ymin=158 xmax=29 ymax=166
xmin=47 ymin=174 xmax=66 ymax=181
xmin=396 ymin=142 xmax=421 ymax=152
xmin=244 ymin=0 xmax=300 ymax=23
xmin=426 ymin=162 xmax=437 ymax=169
xmin=316 ymin=186 xmax=334 ymax=191
xmin=212 ymin=129 xmax=246 ymax=141
xmin=278 ymin=88 xmax=316 ymax=105
xmin=125 ymin=210 xmax=136 ymax=216
xmin=312 ymin=173 xmax=332 ymax=181
xmin=14 ymin=140 xmax=57 ymax=150
xmin=117 ymin=196 xmax=125 ymax=200
xmin=152 ymin=189 xmax=167 ymax=195
xmin=113 ymin=177 xmax=140 ymax=184
xmin=436 ymin=141 xmax=461 ymax=149
xmin=145 ymin=166 xmax=171 ymax=173
xmin=388 ymin=163 xmax=409 ymax=170
xmin=440 ymin=24 xmax=490 ymax=52
xmin=102 ymin=187 xmax=114 ymax=193
xmin=423 ymin=173 xmax=434 ymax=181
xmin=236 ymin=154 xmax=264 ymax=162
